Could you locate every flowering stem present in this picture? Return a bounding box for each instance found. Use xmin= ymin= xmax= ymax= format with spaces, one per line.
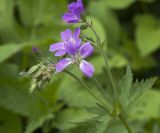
xmin=64 ymin=70 xmax=112 ymax=115
xmin=92 ymin=75 xmax=112 ymax=109
xmin=100 ymin=49 xmax=119 ymax=104
xmin=85 ymin=21 xmax=119 ymax=106
xmin=84 ymin=20 xmax=132 ymax=133
xmin=119 ymin=114 xmax=133 ymax=133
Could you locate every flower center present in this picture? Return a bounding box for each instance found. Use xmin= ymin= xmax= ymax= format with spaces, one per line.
xmin=71 ymin=53 xmax=82 ymax=64
xmin=70 ymin=37 xmax=75 ymax=44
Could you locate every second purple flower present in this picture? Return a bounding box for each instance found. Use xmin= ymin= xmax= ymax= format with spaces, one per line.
xmin=62 ymin=0 xmax=84 ymax=23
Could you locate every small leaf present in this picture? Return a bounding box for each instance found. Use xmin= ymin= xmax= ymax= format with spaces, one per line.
xmin=118 ymin=66 xmax=133 ymax=108
xmin=117 ymin=66 xmax=157 ymax=110
xmin=129 ymin=77 xmax=157 ymax=105
xmin=129 ymin=90 xmax=160 ymax=120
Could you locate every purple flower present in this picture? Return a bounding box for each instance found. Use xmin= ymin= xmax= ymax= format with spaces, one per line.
xmin=49 ymin=28 xmax=81 ymax=56
xmin=62 ymin=0 xmax=84 ymax=23
xmin=49 ymin=28 xmax=94 ymax=78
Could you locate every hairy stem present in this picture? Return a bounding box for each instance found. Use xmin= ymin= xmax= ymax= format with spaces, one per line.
xmin=119 ymin=114 xmax=133 ymax=133
xmin=85 ymin=21 xmax=119 ymax=105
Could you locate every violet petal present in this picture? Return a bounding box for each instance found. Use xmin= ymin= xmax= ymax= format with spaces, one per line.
xmin=56 ymin=58 xmax=72 ymax=72
xmin=68 ymin=2 xmax=77 ymax=13
xmin=77 ymin=0 xmax=84 ymax=12
xmin=73 ymin=27 xmax=80 ymax=40
xmin=80 ymin=60 xmax=94 ymax=78
xmin=55 ymin=50 xmax=66 ymax=56
xmin=49 ymin=42 xmax=64 ymax=52
xmin=80 ymin=42 xmax=93 ymax=58
xmin=62 ymin=13 xmax=80 ymax=23
xmin=75 ymin=38 xmax=82 ymax=49
xmin=61 ymin=29 xmax=72 ymax=41
xmin=68 ymin=0 xmax=84 ymax=14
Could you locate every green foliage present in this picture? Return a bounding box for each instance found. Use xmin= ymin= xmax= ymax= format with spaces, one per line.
xmin=118 ymin=66 xmax=157 ymax=110
xmin=58 ymin=74 xmax=97 ymax=107
xmin=70 ymin=115 xmax=111 ymax=133
xmin=0 ymin=108 xmax=22 ymax=133
xmin=0 ymin=0 xmax=159 ymax=132
xmin=129 ymin=89 xmax=160 ymax=120
xmin=88 ymin=1 xmax=121 ymax=46
xmin=0 ymin=43 xmax=27 ymax=63
xmin=25 ymin=112 xmax=54 ymax=133
xmin=85 ymin=16 xmax=106 ymax=43
xmin=105 ymin=0 xmax=135 ymax=9
xmin=0 ymin=63 xmax=62 ymax=133
xmin=135 ymin=14 xmax=160 ymax=57
xmin=53 ymin=108 xmax=97 ymax=130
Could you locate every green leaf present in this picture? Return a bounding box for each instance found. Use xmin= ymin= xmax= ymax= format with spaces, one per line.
xmin=53 ymin=108 xmax=96 ymax=130
xmin=0 ymin=83 xmax=33 ymax=116
xmin=0 ymin=0 xmax=16 ymax=42
xmin=70 ymin=115 xmax=111 ymax=133
xmin=129 ymin=90 xmax=160 ymax=120
xmin=105 ymin=0 xmax=135 ymax=9
xmin=17 ymin=0 xmax=67 ymax=27
xmin=117 ymin=66 xmax=157 ymax=109
xmin=109 ymin=52 xmax=128 ymax=68
xmin=85 ymin=105 xmax=107 ymax=116
xmin=86 ymin=16 xmax=106 ymax=43
xmin=90 ymin=53 xmax=127 ymax=74
xmin=118 ymin=66 xmax=133 ymax=108
xmin=129 ymin=77 xmax=157 ymax=105
xmin=0 ymin=79 xmax=59 ymax=133
xmin=121 ymin=34 xmax=157 ymax=70
xmin=105 ymin=119 xmax=146 ymax=133
xmin=0 ymin=43 xmax=27 ymax=63
xmin=25 ymin=112 xmax=54 ymax=133
xmin=25 ymin=81 xmax=61 ymax=133
xmin=16 ymin=0 xmax=67 ymax=40
xmin=0 ymin=107 xmax=22 ymax=133
xmin=58 ymin=74 xmax=97 ymax=107
xmin=0 ymin=63 xmax=61 ymax=133
xmin=135 ymin=14 xmax=160 ymax=57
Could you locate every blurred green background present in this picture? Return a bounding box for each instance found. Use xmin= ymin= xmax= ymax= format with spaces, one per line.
xmin=0 ymin=0 xmax=160 ymax=133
